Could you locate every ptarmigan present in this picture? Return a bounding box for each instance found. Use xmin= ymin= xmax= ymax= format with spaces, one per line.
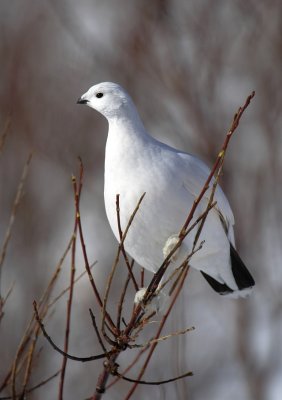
xmin=77 ymin=82 xmax=255 ymax=298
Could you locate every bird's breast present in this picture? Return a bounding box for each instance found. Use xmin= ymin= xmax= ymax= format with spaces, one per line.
xmin=104 ymin=149 xmax=196 ymax=272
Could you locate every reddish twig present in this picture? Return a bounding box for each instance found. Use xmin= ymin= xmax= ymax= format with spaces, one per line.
xmin=58 ymin=163 xmax=83 ymax=400
xmin=140 ymin=268 xmax=145 ymax=288
xmin=181 ymin=90 xmax=255 ymax=235
xmin=0 ymin=117 xmax=11 ymax=154
xmin=0 ymin=282 xmax=14 ymax=323
xmin=124 ymin=265 xmax=190 ymax=399
xmin=47 ymin=262 xmax=97 ymax=310
xmin=8 ymin=234 xmax=73 ymax=397
xmin=74 ymin=164 xmax=117 ymax=333
xmin=116 ymin=195 xmax=139 ymax=291
xmin=0 ymin=153 xmax=32 ymax=303
xmin=116 ymin=260 xmax=135 ymax=331
xmin=142 ymin=91 xmax=256 ymax=304
xmin=89 ymin=309 xmax=107 ymax=353
xmin=33 ymin=301 xmax=111 ymax=362
xmin=101 ymin=193 xmax=146 ymax=343
xmin=118 ymin=369 xmax=193 ymax=385
xmin=18 ymin=322 xmax=41 ymax=399
xmin=0 ymin=369 xmax=61 ymax=400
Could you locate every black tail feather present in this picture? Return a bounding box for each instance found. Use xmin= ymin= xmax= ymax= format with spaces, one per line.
xmin=230 ymin=243 xmax=255 ymax=289
xmin=201 ymin=244 xmax=255 ymax=296
xmin=201 ymin=271 xmax=233 ymax=295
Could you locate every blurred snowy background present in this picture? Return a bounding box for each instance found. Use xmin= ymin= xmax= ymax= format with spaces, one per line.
xmin=0 ymin=1 xmax=282 ymax=399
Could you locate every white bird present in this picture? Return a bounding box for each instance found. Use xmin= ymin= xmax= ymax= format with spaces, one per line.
xmin=77 ymin=82 xmax=255 ymax=299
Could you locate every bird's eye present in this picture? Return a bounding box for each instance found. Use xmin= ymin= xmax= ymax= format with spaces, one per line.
xmin=96 ymin=92 xmax=103 ymax=98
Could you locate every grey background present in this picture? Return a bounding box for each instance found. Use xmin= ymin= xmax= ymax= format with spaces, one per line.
xmin=0 ymin=1 xmax=281 ymax=399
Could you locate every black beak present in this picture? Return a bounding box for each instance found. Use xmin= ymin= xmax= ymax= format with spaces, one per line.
xmin=77 ymin=97 xmax=89 ymax=104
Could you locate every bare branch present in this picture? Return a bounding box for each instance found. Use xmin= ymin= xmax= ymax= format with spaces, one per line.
xmin=142 ymin=91 xmax=255 ymax=305
xmin=116 ymin=195 xmax=139 ymax=291
xmin=116 ymin=260 xmax=135 ymax=331
xmin=58 ymin=162 xmax=83 ymax=400
xmin=33 ymin=301 xmax=110 ymax=362
xmin=9 ymin=235 xmax=74 ymax=397
xmin=74 ymin=163 xmax=117 ymax=333
xmin=132 ymin=326 xmax=195 ymax=348
xmin=89 ymin=309 xmax=107 ymax=354
xmin=0 ymin=153 xmax=32 ymax=300
xmin=47 ymin=262 xmax=97 ymax=309
xmin=0 ymin=369 xmax=61 ymax=400
xmin=119 ymin=370 xmax=193 ymax=386
xmin=124 ymin=265 xmax=190 ymax=399
xmin=0 ymin=117 xmax=11 ymax=154
xmin=101 ymin=193 xmax=146 ymax=342
xmin=181 ymin=90 xmax=255 ymax=234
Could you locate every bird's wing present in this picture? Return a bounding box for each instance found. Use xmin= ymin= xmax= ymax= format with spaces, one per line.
xmin=177 ymin=151 xmax=235 ymax=232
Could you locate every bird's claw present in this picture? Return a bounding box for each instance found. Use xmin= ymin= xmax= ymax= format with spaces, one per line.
xmin=163 ymin=234 xmax=181 ymax=261
xmin=134 ymin=287 xmax=167 ymax=314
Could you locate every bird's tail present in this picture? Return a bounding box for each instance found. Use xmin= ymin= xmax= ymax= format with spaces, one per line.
xmin=201 ymin=244 xmax=255 ymax=298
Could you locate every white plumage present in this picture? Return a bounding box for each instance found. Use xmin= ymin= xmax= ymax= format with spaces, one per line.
xmin=77 ymin=82 xmax=254 ymax=298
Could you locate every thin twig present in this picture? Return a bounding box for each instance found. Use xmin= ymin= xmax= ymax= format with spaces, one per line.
xmin=58 ymin=167 xmax=82 ymax=400
xmin=0 ymin=153 xmax=32 ymax=302
xmin=101 ymin=193 xmax=146 ymax=342
xmin=168 ymin=261 xmax=189 ymax=297
xmin=0 ymin=117 xmax=11 ymax=154
xmin=140 ymin=268 xmax=145 ymax=288
xmin=124 ymin=266 xmax=190 ymax=399
xmin=74 ymin=165 xmax=116 ymax=333
xmin=118 ymin=370 xmax=193 ymax=385
xmin=18 ymin=321 xmax=41 ymax=399
xmin=33 ymin=301 xmax=110 ymax=362
xmin=89 ymin=309 xmax=107 ymax=353
xmin=10 ymin=235 xmax=73 ymax=398
xmin=143 ymin=91 xmax=255 ymax=305
xmin=132 ymin=326 xmax=195 ymax=348
xmin=0 ymin=282 xmax=15 ymax=322
xmin=0 ymin=369 xmax=61 ymax=400
xmin=181 ymin=90 xmax=255 ymax=234
xmin=116 ymin=195 xmax=139 ymax=291
xmin=0 ymin=349 xmax=30 ymax=394
xmin=47 ymin=262 xmax=97 ymax=310
xmin=1 ymin=235 xmax=73 ymax=399
xmin=116 ymin=260 xmax=134 ymax=331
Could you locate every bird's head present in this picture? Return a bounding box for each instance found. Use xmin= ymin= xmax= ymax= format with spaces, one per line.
xmin=77 ymin=82 xmax=133 ymax=119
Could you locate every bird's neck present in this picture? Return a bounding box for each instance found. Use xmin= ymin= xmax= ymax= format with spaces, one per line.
xmin=107 ymin=104 xmax=152 ymax=153
xmin=108 ymin=105 xmax=148 ymax=137
xmin=105 ymin=108 xmax=152 ymax=167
